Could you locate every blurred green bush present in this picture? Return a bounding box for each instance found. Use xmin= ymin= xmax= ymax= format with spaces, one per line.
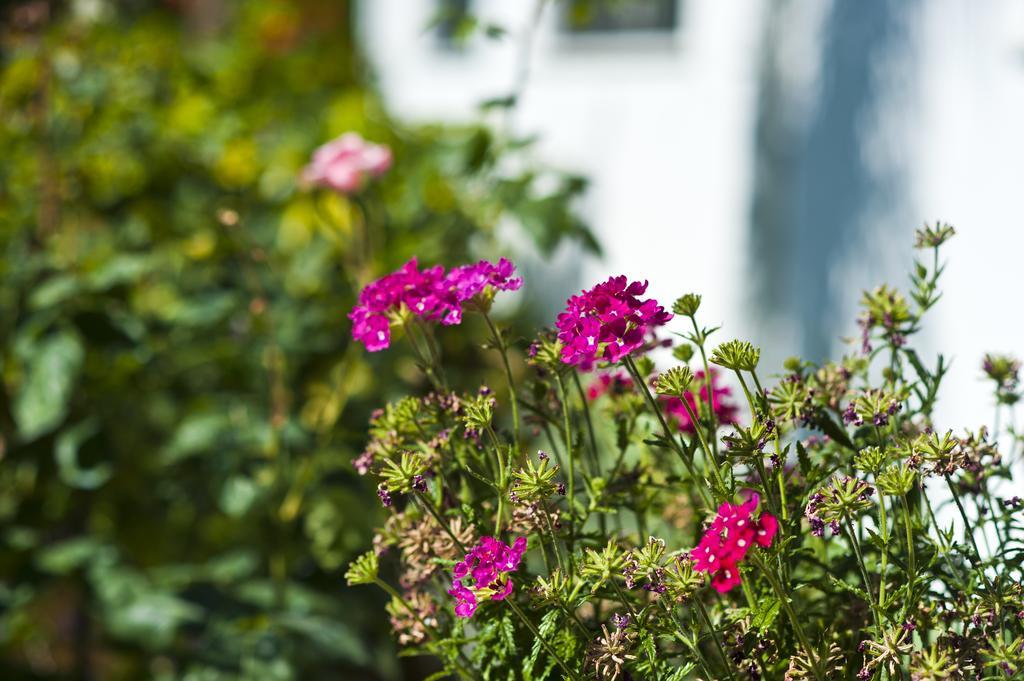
xmin=0 ymin=2 xmax=594 ymax=679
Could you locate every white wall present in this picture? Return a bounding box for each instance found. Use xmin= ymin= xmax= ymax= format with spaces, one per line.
xmin=359 ymin=0 xmax=766 ymax=338
xmin=361 ymin=0 xmax=1024 ymax=462
xmin=909 ymin=1 xmax=1024 ymax=449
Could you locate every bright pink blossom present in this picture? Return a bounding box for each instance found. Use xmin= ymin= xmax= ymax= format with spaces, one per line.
xmin=690 ymin=492 xmax=778 ymax=593
xmin=302 ymin=132 xmax=391 ymax=194
xmin=661 ymin=369 xmax=739 ymax=433
xmin=435 ymin=258 xmax=523 ymax=325
xmin=349 ymin=258 xmax=522 ymax=352
xmin=448 ymin=536 xmax=527 ymax=618
xmin=348 ymin=258 xmax=445 ymax=351
xmin=556 ymin=276 xmax=672 ymax=371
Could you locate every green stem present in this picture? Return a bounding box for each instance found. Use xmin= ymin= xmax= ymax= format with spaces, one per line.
xmin=623 ymin=356 xmax=712 ymax=509
xmin=690 ymin=316 xmax=719 ymax=457
xmin=506 ymin=598 xmax=583 ymax=681
xmin=751 ymin=368 xmax=789 ymax=522
xmin=609 ymin=578 xmax=639 ymax=620
xmin=481 ymin=311 xmax=521 ymax=455
xmin=751 ymin=552 xmax=824 ymax=681
xmin=375 ymin=579 xmax=475 ymax=680
xmin=877 ymin=489 xmax=890 ymax=610
xmin=402 ymin=320 xmax=446 ymax=392
xmin=486 ymin=426 xmax=508 ymax=535
xmin=414 ymin=493 xmax=468 ymax=555
xmin=572 ymin=371 xmax=601 ymax=478
xmin=541 ymin=501 xmax=566 ymax=574
xmin=678 ymin=396 xmax=728 ymax=496
xmin=663 ymin=601 xmax=716 ymax=680
xmin=922 ymin=487 xmax=967 ymax=584
xmin=899 ymin=494 xmax=917 ymax=616
xmin=844 ymin=519 xmax=881 ymax=631
xmin=555 ymin=373 xmax=576 ymax=558
xmin=695 ymin=597 xmax=739 ymax=681
xmin=943 ymin=475 xmax=992 ymax=591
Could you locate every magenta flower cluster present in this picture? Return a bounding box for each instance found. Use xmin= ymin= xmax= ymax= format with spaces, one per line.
xmin=690 ymin=493 xmax=778 ymax=593
xmin=349 ymin=258 xmax=522 ymax=351
xmin=302 ymin=132 xmax=391 ymax=194
xmin=448 ymin=536 xmax=527 ymax=618
xmin=556 ymin=276 xmax=672 ymax=370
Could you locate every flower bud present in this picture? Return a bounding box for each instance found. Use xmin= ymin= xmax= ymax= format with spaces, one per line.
xmin=672 ymin=293 xmax=702 ymax=317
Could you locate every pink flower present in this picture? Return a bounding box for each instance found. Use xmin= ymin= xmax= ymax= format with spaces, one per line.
xmin=348 ymin=258 xmax=445 ymax=352
xmin=661 ymin=369 xmax=740 ymax=433
xmin=690 ymin=492 xmax=777 ymax=593
xmin=753 ymin=513 xmax=778 ymax=547
xmin=435 ymin=258 xmax=523 ymax=326
xmin=710 ymin=563 xmax=743 ymax=593
xmin=448 ymin=536 xmax=527 ymax=618
xmin=348 ymin=258 xmax=522 ymax=352
xmin=691 ymin=532 xmax=726 ymax=573
xmin=586 ymin=370 xmax=632 ymax=400
xmin=556 ymin=276 xmax=672 ymax=371
xmin=447 ymin=582 xmax=478 ymax=618
xmin=302 ymin=132 xmax=391 ymax=194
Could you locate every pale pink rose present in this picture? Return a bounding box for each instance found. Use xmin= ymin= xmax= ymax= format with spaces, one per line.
xmin=301 ymin=133 xmax=392 ymax=194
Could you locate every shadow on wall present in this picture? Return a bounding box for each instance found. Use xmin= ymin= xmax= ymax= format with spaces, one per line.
xmin=749 ymin=0 xmax=917 ymax=365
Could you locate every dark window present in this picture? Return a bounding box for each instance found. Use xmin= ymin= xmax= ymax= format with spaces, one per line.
xmin=561 ymin=0 xmax=678 ymax=34
xmin=435 ymin=0 xmax=472 ymax=47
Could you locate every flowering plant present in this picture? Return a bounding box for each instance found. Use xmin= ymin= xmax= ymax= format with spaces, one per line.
xmin=346 ymin=225 xmax=1024 ymax=680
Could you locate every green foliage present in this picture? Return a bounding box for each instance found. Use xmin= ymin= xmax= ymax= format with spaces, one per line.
xmin=0 ymin=2 xmax=594 ymax=679
xmin=349 ymin=228 xmax=1024 ymax=681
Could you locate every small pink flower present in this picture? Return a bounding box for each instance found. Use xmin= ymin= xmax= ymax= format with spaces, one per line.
xmin=447 ymin=582 xmax=478 ymax=618
xmin=448 ymin=536 xmax=527 ymax=618
xmin=348 ymin=258 xmax=522 ymax=352
xmin=691 ymin=532 xmax=725 ymax=572
xmin=753 ymin=513 xmax=778 ymax=547
xmin=435 ymin=258 xmax=523 ymax=325
xmin=690 ymin=491 xmax=777 ymax=593
xmin=556 ymin=276 xmax=672 ymax=371
xmin=302 ymin=132 xmax=391 ymax=194
xmin=490 ymin=579 xmax=514 ymax=601
xmin=710 ymin=562 xmax=742 ymax=593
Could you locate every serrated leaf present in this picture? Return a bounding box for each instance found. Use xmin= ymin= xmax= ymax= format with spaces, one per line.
xmin=811 ymin=410 xmax=856 ymax=451
xmin=827 ymin=574 xmax=870 ymax=602
xmin=751 ymin=595 xmax=781 ymax=633
xmin=796 ymin=440 xmax=812 ymax=476
xmin=864 ymin=527 xmax=889 ymax=550
xmin=525 ymin=609 xmax=560 ymax=680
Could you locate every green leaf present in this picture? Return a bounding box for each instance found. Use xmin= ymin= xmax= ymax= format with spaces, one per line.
xmin=220 ymin=475 xmax=259 ymax=517
xmin=160 ymin=412 xmax=229 ymax=464
xmin=277 ymin=613 xmax=368 ymax=664
xmin=105 ymin=590 xmax=202 ymax=649
xmin=55 ymin=418 xmax=112 ymax=489
xmin=29 ymin=275 xmax=81 ymax=310
xmin=826 ymin=574 xmax=870 ymax=602
xmin=85 ymin=253 xmax=155 ymax=290
xmin=751 ymin=595 xmax=781 ymax=633
xmin=864 ymin=527 xmax=889 ymax=550
xmin=525 ymin=609 xmax=560 ymax=680
xmin=36 ymin=536 xmax=109 ymax=575
xmin=13 ymin=330 xmax=84 ymax=441
xmin=811 ymin=410 xmax=857 ymax=452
